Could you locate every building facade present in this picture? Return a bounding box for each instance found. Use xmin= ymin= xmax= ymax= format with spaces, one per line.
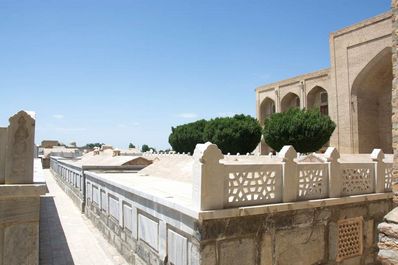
xmin=256 ymin=12 xmax=393 ymax=154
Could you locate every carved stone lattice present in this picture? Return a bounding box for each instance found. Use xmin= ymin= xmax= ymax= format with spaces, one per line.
xmin=298 ymin=166 xmax=326 ymax=200
xmin=385 ymin=166 xmax=393 ymax=192
xmin=227 ymin=169 xmax=279 ymax=206
xmin=341 ymin=167 xmax=373 ymax=195
xmin=336 ymin=217 xmax=363 ymax=262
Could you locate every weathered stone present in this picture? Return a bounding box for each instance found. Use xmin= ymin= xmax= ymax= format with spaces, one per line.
xmin=342 ymin=256 xmax=362 ymax=265
xmin=275 ymin=225 xmax=325 ymax=265
xmin=5 ymin=111 xmax=35 ymax=184
xmin=260 ymin=233 xmax=273 ymax=265
xmin=370 ymin=201 xmax=392 ymax=218
xmin=366 ymin=220 xmax=375 ymax=247
xmin=200 ymin=243 xmax=216 ymax=265
xmin=378 ymin=249 xmax=398 ymax=265
xmin=385 ymin=207 xmax=398 ymax=224
xmin=329 ymin=222 xmax=338 ymax=260
xmin=219 ymin=238 xmax=256 ymax=265
xmin=379 ymin=222 xmax=398 ymax=238
xmin=340 ymin=205 xmax=367 ymax=219
xmin=3 ymin=223 xmax=38 ymax=265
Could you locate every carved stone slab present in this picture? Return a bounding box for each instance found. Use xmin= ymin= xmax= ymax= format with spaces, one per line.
xmin=5 ymin=111 xmax=35 ymax=184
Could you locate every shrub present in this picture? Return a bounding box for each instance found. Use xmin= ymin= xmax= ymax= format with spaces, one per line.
xmin=168 ymin=119 xmax=207 ymax=154
xmin=262 ymin=108 xmax=336 ymax=153
xmin=141 ymin=144 xmax=155 ymax=152
xmin=203 ymin=114 xmax=262 ymax=155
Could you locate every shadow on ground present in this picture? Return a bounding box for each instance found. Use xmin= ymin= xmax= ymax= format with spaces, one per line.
xmin=39 ymin=196 xmax=74 ymax=265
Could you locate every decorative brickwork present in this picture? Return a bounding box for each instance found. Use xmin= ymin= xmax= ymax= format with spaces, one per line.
xmin=336 ymin=217 xmax=363 ymax=262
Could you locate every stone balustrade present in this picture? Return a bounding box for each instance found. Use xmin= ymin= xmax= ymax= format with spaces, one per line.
xmin=51 ymin=142 xmax=394 ymax=213
xmin=193 ymin=142 xmax=393 ymax=210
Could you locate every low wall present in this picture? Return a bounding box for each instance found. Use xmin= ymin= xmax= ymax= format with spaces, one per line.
xmin=50 ymin=142 xmax=395 ymax=265
xmin=199 ymin=196 xmax=392 ymax=265
xmin=50 ymin=158 xmax=85 ymax=212
xmin=84 ymin=171 xmax=200 ymax=265
xmin=0 ymin=159 xmax=47 ymax=265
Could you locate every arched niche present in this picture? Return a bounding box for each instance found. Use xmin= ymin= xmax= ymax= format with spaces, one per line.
xmin=281 ymin=92 xmax=300 ymax=112
xmin=351 ymin=47 xmax=392 ymax=153
xmin=307 ymin=86 xmax=328 ymax=115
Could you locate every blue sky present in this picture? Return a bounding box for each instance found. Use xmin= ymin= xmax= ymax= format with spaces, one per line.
xmin=0 ymin=0 xmax=390 ymax=149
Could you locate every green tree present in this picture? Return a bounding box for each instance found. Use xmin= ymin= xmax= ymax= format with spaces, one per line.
xmin=204 ymin=114 xmax=262 ymax=154
xmin=128 ymin=143 xmax=136 ymax=148
xmin=168 ymin=115 xmax=262 ymax=155
xmin=85 ymin=143 xmax=105 ymax=149
xmin=262 ymin=108 xmax=336 ymax=153
xmin=169 ymin=119 xmax=207 ymax=154
xmin=141 ymin=144 xmax=156 ymax=152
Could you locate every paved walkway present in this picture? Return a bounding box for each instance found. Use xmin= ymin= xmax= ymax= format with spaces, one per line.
xmin=39 ymin=169 xmax=129 ymax=265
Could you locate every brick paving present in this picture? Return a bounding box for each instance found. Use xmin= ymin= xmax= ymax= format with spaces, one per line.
xmin=39 ymin=169 xmax=129 ymax=265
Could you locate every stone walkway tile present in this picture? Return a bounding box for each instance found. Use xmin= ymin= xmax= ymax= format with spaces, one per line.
xmin=39 ymin=169 xmax=129 ymax=265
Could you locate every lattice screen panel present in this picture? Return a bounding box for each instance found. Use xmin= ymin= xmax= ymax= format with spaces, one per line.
xmin=385 ymin=166 xmax=393 ymax=192
xmin=336 ymin=217 xmax=363 ymax=262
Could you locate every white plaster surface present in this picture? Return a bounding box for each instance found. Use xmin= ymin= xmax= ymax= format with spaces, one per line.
xmin=109 ymin=194 xmax=119 ymax=221
xmin=138 ymin=213 xmax=159 ymax=251
xmin=167 ymin=229 xmax=188 ymax=265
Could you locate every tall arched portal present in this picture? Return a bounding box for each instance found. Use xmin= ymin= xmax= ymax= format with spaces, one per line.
xmin=281 ymin=92 xmax=300 ymax=112
xmin=307 ymin=86 xmax=328 ymax=115
xmin=352 ymin=47 xmax=392 ymax=153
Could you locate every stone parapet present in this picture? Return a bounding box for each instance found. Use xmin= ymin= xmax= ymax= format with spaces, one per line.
xmin=0 ymin=159 xmax=47 ymax=265
xmin=193 ymin=143 xmax=393 ymax=211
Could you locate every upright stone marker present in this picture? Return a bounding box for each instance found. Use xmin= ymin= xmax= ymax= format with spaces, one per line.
xmin=5 ymin=111 xmax=35 ymax=184
xmin=0 ymin=127 xmax=8 ymax=184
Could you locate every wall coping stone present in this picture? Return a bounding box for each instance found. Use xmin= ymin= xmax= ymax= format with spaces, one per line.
xmin=0 ymin=184 xmax=47 ymax=199
xmin=198 ymin=193 xmax=393 ymax=221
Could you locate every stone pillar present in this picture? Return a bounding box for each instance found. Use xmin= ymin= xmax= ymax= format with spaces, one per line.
xmin=5 ymin=111 xmax=35 ymax=184
xmin=371 ymin=149 xmax=386 ymax=193
xmin=275 ymin=87 xmax=281 ymax=112
xmin=300 ymin=81 xmax=305 ymax=109
xmin=324 ymin=147 xmax=341 ymax=197
xmin=192 ymin=142 xmax=225 ymax=211
xmin=279 ymin=145 xmax=298 ymax=202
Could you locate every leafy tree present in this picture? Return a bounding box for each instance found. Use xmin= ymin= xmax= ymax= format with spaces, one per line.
xmin=141 ymin=144 xmax=150 ymax=152
xmin=262 ymin=108 xmax=336 ymax=153
xmin=128 ymin=143 xmax=136 ymax=148
xmin=84 ymin=143 xmax=105 ymax=149
xmin=141 ymin=144 xmax=156 ymax=152
xmin=169 ymin=115 xmax=262 ymax=155
xmin=203 ymin=114 xmax=262 ymax=154
xmin=169 ymin=119 xmax=207 ymax=154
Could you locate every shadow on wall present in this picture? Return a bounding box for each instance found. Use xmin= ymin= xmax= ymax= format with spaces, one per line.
xmin=39 ymin=196 xmax=74 ymax=265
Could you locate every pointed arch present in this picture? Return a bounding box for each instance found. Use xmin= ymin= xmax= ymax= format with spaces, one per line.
xmin=307 ymin=86 xmax=328 ymax=115
xmin=281 ymin=92 xmax=300 ymax=112
xmin=351 ymin=47 xmax=392 ymax=153
xmin=259 ymin=97 xmax=276 ymax=125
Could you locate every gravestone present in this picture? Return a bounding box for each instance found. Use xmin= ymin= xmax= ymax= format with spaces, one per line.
xmin=5 ymin=111 xmax=35 ymax=184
